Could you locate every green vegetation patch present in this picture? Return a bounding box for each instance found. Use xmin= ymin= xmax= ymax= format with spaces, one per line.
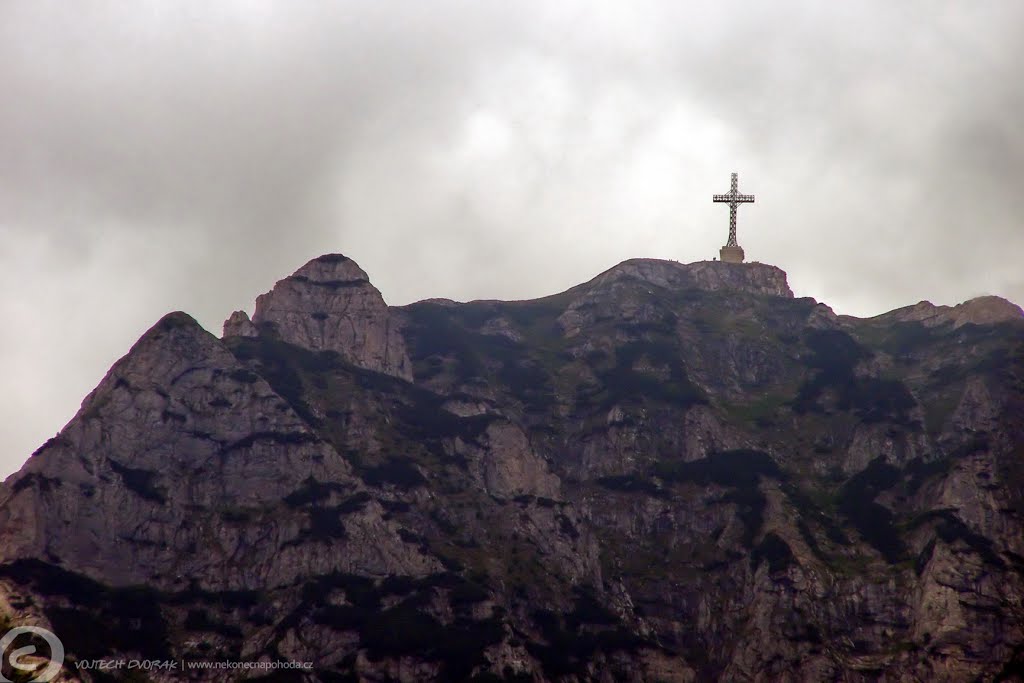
xmin=393 ymin=398 xmax=497 ymax=446
xmin=222 ymin=430 xmax=319 ymax=454
xmin=166 ymin=583 xmax=263 ymax=610
xmin=596 ymin=339 xmax=707 ymax=409
xmin=228 ymin=368 xmax=261 ymax=384
xmin=653 ymin=449 xmax=781 ymax=487
xmin=292 ymin=506 xmax=349 ymax=544
xmin=361 ymin=459 xmax=427 ymax=488
xmin=751 ymin=532 xmax=795 ymax=573
xmin=793 ymin=330 xmax=917 ymax=426
xmin=720 ymin=393 xmax=789 ymax=428
xmin=595 ymin=475 xmax=667 ymax=497
xmin=403 ymin=302 xmax=487 ymax=382
xmin=404 ymin=301 xmax=561 ymax=413
xmin=915 ymin=537 xmax=937 ymax=576
xmin=856 ymin=321 xmax=938 ymax=359
xmin=301 ymin=571 xmax=501 ymax=680
xmin=837 ymin=457 xmax=905 ymax=563
xmin=282 ymin=481 xmax=372 ymax=545
xmin=283 ymin=476 xmax=348 ymax=507
xmin=903 ymin=455 xmax=955 ymax=495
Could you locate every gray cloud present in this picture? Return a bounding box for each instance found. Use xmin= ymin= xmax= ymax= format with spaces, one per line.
xmin=2 ymin=0 xmax=1022 ymax=476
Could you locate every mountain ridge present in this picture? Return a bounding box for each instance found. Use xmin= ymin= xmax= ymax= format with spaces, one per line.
xmin=2 ymin=253 xmax=1024 ymax=682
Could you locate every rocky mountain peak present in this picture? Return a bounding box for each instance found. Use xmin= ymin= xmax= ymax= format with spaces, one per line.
xmin=291 ymin=252 xmax=370 ymax=284
xmin=950 ymin=295 xmax=1023 ymax=326
xmin=586 ymin=258 xmax=793 ymax=298
xmin=238 ymin=254 xmax=412 ymax=380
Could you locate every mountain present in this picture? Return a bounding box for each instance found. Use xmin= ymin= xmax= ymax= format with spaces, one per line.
xmin=2 ymin=253 xmax=1023 ymax=682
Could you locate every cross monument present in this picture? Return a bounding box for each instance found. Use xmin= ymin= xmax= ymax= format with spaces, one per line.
xmin=713 ymin=172 xmax=755 ymax=263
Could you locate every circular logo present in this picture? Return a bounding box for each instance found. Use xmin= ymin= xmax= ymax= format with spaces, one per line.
xmin=0 ymin=626 xmax=64 ymax=683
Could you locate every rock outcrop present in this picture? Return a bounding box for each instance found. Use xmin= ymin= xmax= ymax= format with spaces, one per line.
xmin=222 ymin=309 xmax=258 ymax=337
xmin=2 ymin=254 xmax=1023 ymax=682
xmin=241 ymin=254 xmax=412 ymax=380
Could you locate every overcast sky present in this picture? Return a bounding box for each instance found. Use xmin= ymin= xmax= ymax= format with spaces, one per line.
xmin=2 ymin=0 xmax=1022 ymax=478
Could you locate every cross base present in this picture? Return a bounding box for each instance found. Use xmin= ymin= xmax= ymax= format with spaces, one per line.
xmin=719 ymin=245 xmax=745 ymax=264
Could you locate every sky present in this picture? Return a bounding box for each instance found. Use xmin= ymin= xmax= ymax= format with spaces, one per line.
xmin=2 ymin=0 xmax=1022 ymax=478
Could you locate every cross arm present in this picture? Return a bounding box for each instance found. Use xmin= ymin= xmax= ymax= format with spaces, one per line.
xmin=713 ymin=194 xmax=755 ymax=203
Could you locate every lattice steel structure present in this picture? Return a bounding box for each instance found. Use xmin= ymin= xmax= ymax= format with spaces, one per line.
xmin=713 ymin=172 xmax=755 ymax=248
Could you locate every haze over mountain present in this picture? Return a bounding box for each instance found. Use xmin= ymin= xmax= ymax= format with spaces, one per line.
xmin=2 ymin=253 xmax=1023 ymax=681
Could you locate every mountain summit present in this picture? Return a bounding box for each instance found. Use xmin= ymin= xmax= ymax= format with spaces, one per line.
xmin=227 ymin=254 xmax=412 ymax=380
xmin=2 ymin=254 xmax=1023 ymax=681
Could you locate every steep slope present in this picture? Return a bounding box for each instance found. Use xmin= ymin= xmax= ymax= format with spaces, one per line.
xmin=0 ymin=312 xmax=432 ymax=587
xmin=2 ymin=254 xmax=1023 ymax=682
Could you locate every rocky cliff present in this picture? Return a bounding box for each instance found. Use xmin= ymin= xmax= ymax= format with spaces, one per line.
xmin=2 ymin=254 xmax=1023 ymax=682
xmin=241 ymin=254 xmax=412 ymax=380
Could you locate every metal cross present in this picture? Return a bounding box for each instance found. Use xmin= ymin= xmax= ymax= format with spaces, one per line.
xmin=713 ymin=173 xmax=755 ymax=247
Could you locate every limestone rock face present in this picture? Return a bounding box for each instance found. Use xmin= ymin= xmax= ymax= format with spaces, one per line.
xmin=873 ymin=295 xmax=1023 ymax=328
xmin=249 ymin=254 xmax=412 ymax=380
xmin=0 ymin=312 xmax=435 ymax=591
xmin=2 ymin=254 xmax=1024 ymax=682
xmin=454 ymin=421 xmax=561 ymax=499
